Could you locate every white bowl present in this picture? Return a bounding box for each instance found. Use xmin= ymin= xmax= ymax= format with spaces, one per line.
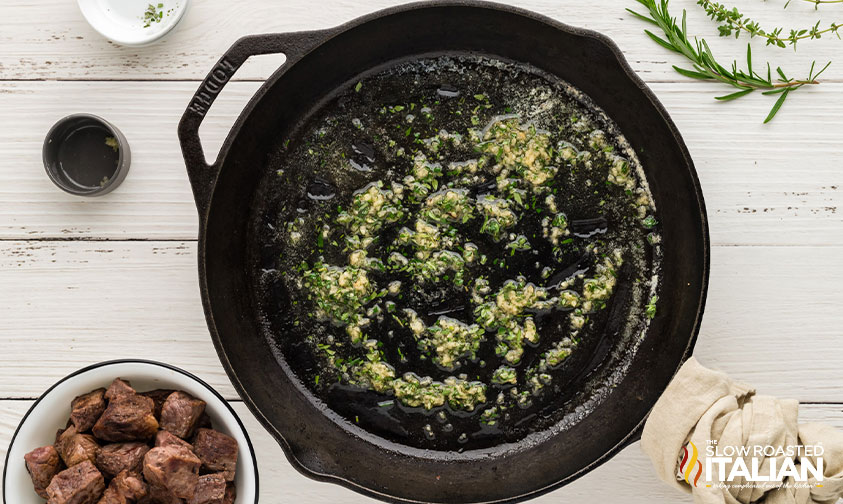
xmin=77 ymin=0 xmax=191 ymax=46
xmin=2 ymin=360 xmax=257 ymax=503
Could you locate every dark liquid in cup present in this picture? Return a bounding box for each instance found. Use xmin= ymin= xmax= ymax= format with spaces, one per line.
xmin=57 ymin=125 xmax=120 ymax=190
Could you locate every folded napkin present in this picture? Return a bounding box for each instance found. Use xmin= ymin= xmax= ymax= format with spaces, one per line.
xmin=641 ymin=357 xmax=843 ymax=504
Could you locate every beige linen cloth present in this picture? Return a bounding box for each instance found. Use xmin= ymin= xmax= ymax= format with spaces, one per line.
xmin=641 ymin=357 xmax=843 ymax=504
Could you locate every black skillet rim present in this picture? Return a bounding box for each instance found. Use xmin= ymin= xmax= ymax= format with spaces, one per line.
xmin=191 ymin=1 xmax=710 ymax=501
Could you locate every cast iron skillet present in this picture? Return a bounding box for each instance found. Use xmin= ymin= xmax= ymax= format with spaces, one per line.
xmin=177 ymin=2 xmax=709 ymax=502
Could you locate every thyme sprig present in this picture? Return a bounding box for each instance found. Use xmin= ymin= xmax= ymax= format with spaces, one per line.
xmin=698 ymin=0 xmax=842 ymax=48
xmin=628 ymin=0 xmax=830 ymax=122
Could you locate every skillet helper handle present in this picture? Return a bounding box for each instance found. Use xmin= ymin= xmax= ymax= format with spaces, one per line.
xmin=177 ymin=30 xmax=331 ymax=216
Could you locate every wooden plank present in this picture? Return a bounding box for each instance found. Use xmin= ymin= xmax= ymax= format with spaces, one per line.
xmin=0 ymin=80 xmax=841 ymax=243
xmin=0 ymin=80 xmax=257 ymax=240
xmin=1 ymin=400 xmax=841 ymax=503
xmin=0 ymin=241 xmax=218 ymax=396
xmin=1 ymin=0 xmax=841 ymax=83
xmin=0 ymin=241 xmax=841 ymax=401
xmin=654 ymin=82 xmax=843 ymax=247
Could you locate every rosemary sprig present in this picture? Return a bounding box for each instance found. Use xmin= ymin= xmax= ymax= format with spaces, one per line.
xmin=699 ymin=0 xmax=842 ymax=48
xmin=792 ymin=0 xmax=843 ymax=8
xmin=628 ymin=0 xmax=830 ymax=122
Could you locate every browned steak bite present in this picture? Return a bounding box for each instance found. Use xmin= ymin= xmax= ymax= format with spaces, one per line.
xmin=111 ymin=470 xmax=148 ymax=501
xmin=143 ymin=445 xmax=201 ymax=500
xmin=24 ymin=445 xmax=63 ymax=498
xmin=105 ymin=378 xmax=136 ymax=402
xmin=222 ymin=485 xmax=235 ymax=504
xmin=70 ymin=388 xmax=107 ymax=432
xmin=96 ymin=470 xmax=148 ymax=504
xmin=95 ymin=442 xmax=150 ymax=478
xmin=155 ymin=430 xmax=193 ymax=451
xmin=96 ymin=486 xmax=125 ymax=504
xmin=57 ymin=426 xmax=101 ymax=467
xmin=186 ymin=473 xmax=226 ymax=504
xmin=139 ymin=483 xmax=184 ymax=504
xmin=159 ymin=392 xmax=206 ymax=439
xmin=93 ymin=393 xmax=159 ymax=442
xmin=191 ymin=429 xmax=237 ymax=482
xmin=141 ymin=389 xmax=175 ymax=420
xmin=46 ymin=460 xmax=105 ymax=504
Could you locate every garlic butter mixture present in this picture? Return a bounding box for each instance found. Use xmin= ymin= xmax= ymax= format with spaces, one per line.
xmin=252 ymin=56 xmax=662 ymax=450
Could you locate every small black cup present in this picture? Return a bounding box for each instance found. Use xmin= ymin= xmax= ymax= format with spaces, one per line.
xmin=43 ymin=114 xmax=131 ymax=196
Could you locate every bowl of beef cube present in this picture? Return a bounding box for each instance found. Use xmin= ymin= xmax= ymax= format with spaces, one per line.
xmin=3 ymin=359 xmax=257 ymax=504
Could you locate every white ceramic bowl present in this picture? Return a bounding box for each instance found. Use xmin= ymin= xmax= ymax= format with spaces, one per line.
xmin=2 ymin=360 xmax=257 ymax=503
xmin=77 ymin=0 xmax=191 ymax=46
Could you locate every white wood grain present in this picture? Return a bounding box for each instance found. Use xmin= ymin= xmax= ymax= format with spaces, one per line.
xmin=1 ymin=0 xmax=842 ymax=83
xmin=1 ymin=400 xmax=841 ymax=503
xmin=1 ymin=240 xmax=841 ymax=401
xmin=3 ymin=1 xmax=843 ymax=502
xmin=0 ymin=80 xmax=841 ymax=243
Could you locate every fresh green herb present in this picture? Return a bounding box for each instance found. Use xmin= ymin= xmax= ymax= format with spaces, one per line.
xmin=793 ymin=0 xmax=843 ymax=6
xmin=142 ymin=3 xmax=164 ymax=28
xmin=697 ymin=0 xmax=842 ymax=48
xmin=355 ymin=81 xmax=363 ymax=92
xmin=646 ymin=295 xmax=659 ymax=319
xmin=628 ymin=0 xmax=830 ymax=122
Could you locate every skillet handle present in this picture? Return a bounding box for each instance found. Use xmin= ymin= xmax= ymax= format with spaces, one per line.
xmin=177 ymin=30 xmax=331 ymax=216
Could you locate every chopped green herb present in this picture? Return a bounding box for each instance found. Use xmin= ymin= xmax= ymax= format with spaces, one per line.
xmin=142 ymin=3 xmax=165 ymax=28
xmin=646 ymin=295 xmax=658 ymax=319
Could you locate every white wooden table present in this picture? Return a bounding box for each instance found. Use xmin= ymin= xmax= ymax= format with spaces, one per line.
xmin=1 ymin=1 xmax=842 ymax=502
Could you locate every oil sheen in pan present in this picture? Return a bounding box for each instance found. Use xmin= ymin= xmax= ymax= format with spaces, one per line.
xmin=248 ymin=55 xmax=662 ymax=451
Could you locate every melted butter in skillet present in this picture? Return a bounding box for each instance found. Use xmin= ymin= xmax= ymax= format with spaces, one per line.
xmin=251 ymin=56 xmax=662 ymax=451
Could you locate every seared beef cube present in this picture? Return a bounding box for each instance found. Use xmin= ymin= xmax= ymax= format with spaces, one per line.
xmin=71 ymin=388 xmax=107 ymax=432
xmin=191 ymin=429 xmax=237 ymax=482
xmin=222 ymin=485 xmax=235 ymax=504
xmin=93 ymin=393 xmax=158 ymax=442
xmin=96 ymin=442 xmax=150 ymax=478
xmin=139 ymin=483 xmax=184 ymax=504
xmin=141 ymin=389 xmax=175 ymax=420
xmin=159 ymin=392 xmax=206 ymax=439
xmin=143 ymin=445 xmax=200 ymax=500
xmin=24 ymin=445 xmax=63 ymax=498
xmin=111 ymin=470 xmax=148 ymax=501
xmin=57 ymin=426 xmax=100 ymax=467
xmin=186 ymin=474 xmax=225 ymax=504
xmin=97 ymin=470 xmax=148 ymax=504
xmin=46 ymin=460 xmax=105 ymax=504
xmin=96 ymin=487 xmax=125 ymax=504
xmin=105 ymin=378 xmax=136 ymax=402
xmin=155 ymin=430 xmax=193 ymax=451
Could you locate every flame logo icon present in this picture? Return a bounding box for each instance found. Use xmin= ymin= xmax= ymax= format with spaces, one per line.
xmin=679 ymin=441 xmax=703 ymax=487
